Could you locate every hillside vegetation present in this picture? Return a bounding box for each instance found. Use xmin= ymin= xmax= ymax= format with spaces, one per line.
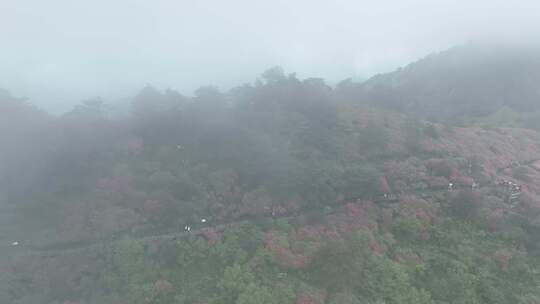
xmin=3 ymin=53 xmax=540 ymax=304
xmin=354 ymin=43 xmax=540 ymax=124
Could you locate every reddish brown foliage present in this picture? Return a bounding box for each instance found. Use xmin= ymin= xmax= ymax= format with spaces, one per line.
xmin=200 ymin=227 xmax=221 ymax=245
xmin=486 ymin=208 xmax=505 ymax=231
xmin=344 ymin=202 xmax=363 ymax=217
xmin=379 ymin=176 xmax=391 ymax=194
xmin=494 ymin=249 xmax=513 ymax=272
xmin=398 ymin=196 xmax=436 ymax=224
xmin=297 ymin=294 xmax=315 ymax=304
xmin=96 ymin=176 xmax=130 ymax=193
xmin=143 ymin=200 xmax=161 ymax=214
xmin=369 ymin=240 xmax=387 ymax=256
xmin=154 ymin=279 xmax=174 ymax=294
xmin=264 ymin=231 xmax=309 ymax=269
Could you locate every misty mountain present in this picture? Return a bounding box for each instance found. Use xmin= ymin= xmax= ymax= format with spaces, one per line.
xmin=6 ymin=44 xmax=540 ymax=303
xmin=355 ymin=43 xmax=540 ymax=122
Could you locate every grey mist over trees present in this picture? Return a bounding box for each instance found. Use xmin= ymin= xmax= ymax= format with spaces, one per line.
xmin=4 ymin=49 xmax=540 ymax=302
xmin=4 ymin=2 xmax=540 ymax=304
xmin=2 ymin=0 xmax=540 ymax=113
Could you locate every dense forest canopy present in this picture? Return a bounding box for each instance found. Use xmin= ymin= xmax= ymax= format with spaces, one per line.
xmin=3 ymin=45 xmax=540 ymax=304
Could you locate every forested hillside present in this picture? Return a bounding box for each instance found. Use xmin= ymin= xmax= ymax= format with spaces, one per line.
xmin=3 ymin=62 xmax=540 ymax=304
xmin=354 ymin=42 xmax=540 ymax=124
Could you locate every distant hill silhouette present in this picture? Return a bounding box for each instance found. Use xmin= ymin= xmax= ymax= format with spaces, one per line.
xmin=355 ymin=42 xmax=540 ymax=122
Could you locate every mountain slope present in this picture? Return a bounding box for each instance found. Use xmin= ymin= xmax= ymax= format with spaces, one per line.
xmin=4 ymin=65 xmax=540 ymax=303
xmin=356 ymin=43 xmax=540 ymax=121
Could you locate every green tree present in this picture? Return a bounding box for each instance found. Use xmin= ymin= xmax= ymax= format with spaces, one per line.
xmin=235 ymin=283 xmax=294 ymax=304
xmin=307 ymin=232 xmax=373 ymax=293
xmin=218 ymin=264 xmax=255 ymax=303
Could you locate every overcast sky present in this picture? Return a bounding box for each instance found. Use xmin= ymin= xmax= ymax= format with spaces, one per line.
xmin=1 ymin=0 xmax=540 ymax=113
